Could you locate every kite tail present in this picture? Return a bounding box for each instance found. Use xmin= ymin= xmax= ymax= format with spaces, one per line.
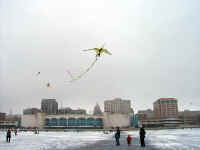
xmin=67 ymin=70 xmax=74 ymax=79
xmin=68 ymin=57 xmax=98 ymax=82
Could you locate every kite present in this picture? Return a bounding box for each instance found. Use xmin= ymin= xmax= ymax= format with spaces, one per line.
xmin=36 ymin=72 xmax=52 ymax=88
xmin=67 ymin=44 xmax=112 ymax=82
xmin=36 ymin=72 xmax=40 ymax=76
xmin=83 ymin=44 xmax=112 ymax=57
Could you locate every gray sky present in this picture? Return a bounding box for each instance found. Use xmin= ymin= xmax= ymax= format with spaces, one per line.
xmin=1 ymin=0 xmax=200 ymax=114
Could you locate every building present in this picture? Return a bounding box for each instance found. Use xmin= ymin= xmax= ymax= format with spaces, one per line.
xmin=103 ymin=113 xmax=131 ymax=129
xmin=153 ymin=98 xmax=178 ymax=119
xmin=21 ymin=113 xmax=103 ymax=129
xmin=21 ymin=113 xmax=45 ymax=129
xmin=178 ymin=110 xmax=200 ymax=125
xmin=23 ymin=108 xmax=41 ymax=115
xmin=136 ymin=109 xmax=156 ymax=128
xmin=0 ymin=112 xmax=6 ymax=121
xmin=0 ymin=114 xmax=22 ymax=128
xmin=137 ymin=109 xmax=155 ymax=121
xmin=58 ymin=107 xmax=86 ymax=115
xmin=0 ymin=120 xmax=19 ymax=128
xmin=104 ymin=98 xmax=131 ymax=114
xmin=71 ymin=109 xmax=86 ymax=114
xmin=58 ymin=107 xmax=72 ymax=114
xmin=41 ymin=99 xmax=58 ymax=114
xmin=93 ymin=103 xmax=103 ymax=116
xmin=44 ymin=114 xmax=103 ymax=129
xmin=104 ymin=98 xmax=133 ymax=128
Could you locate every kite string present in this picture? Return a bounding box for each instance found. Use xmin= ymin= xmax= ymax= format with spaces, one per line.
xmin=69 ymin=56 xmax=98 ymax=82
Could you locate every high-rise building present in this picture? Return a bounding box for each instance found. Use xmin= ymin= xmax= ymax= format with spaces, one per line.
xmin=104 ymin=98 xmax=131 ymax=114
xmin=153 ymin=98 xmax=178 ymax=119
xmin=41 ymin=99 xmax=58 ymax=114
xmin=93 ymin=103 xmax=103 ymax=116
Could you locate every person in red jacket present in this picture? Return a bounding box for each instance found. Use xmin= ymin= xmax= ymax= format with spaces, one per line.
xmin=127 ymin=134 xmax=132 ymax=146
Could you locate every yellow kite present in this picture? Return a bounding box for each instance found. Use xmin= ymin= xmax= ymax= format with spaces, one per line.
xmin=83 ymin=45 xmax=112 ymax=57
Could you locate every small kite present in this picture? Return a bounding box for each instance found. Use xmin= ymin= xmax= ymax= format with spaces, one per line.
xmin=46 ymin=82 xmax=51 ymax=87
xmin=83 ymin=44 xmax=112 ymax=57
xmin=67 ymin=44 xmax=112 ymax=82
xmin=36 ymin=72 xmax=40 ymax=76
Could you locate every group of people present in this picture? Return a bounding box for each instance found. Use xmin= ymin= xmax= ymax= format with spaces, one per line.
xmin=6 ymin=128 xmax=18 ymax=143
xmin=114 ymin=126 xmax=146 ymax=147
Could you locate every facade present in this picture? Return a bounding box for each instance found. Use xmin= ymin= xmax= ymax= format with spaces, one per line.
xmin=138 ymin=109 xmax=155 ymax=119
xmin=58 ymin=108 xmax=86 ymax=115
xmin=44 ymin=114 xmax=103 ymax=128
xmin=103 ymin=98 xmax=133 ymax=128
xmin=103 ymin=112 xmax=131 ymax=129
xmin=21 ymin=113 xmax=45 ymax=128
xmin=0 ymin=112 xmax=6 ymax=121
xmin=21 ymin=113 xmax=103 ymax=129
xmin=23 ymin=108 xmax=41 ymax=115
xmin=93 ymin=103 xmax=103 ymax=116
xmin=0 ymin=120 xmax=18 ymax=128
xmin=104 ymin=98 xmax=131 ymax=114
xmin=178 ymin=110 xmax=200 ymax=125
xmin=153 ymin=98 xmax=178 ymax=119
xmin=41 ymin=99 xmax=58 ymax=114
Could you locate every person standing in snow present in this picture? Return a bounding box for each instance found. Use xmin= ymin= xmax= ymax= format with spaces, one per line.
xmin=127 ymin=134 xmax=132 ymax=146
xmin=6 ymin=129 xmax=11 ymax=143
xmin=115 ymin=127 xmax=120 ymax=146
xmin=139 ymin=126 xmax=146 ymax=147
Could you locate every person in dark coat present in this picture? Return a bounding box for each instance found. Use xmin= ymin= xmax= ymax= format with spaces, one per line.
xmin=139 ymin=126 xmax=146 ymax=147
xmin=6 ymin=129 xmax=11 ymax=143
xmin=115 ymin=127 xmax=120 ymax=146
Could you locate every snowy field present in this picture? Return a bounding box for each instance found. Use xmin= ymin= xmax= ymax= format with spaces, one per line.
xmin=146 ymin=128 xmax=200 ymax=150
xmin=0 ymin=131 xmax=112 ymax=150
xmin=0 ymin=129 xmax=200 ymax=150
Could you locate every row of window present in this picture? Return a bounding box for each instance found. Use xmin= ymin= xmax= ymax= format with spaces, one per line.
xmin=45 ymin=118 xmax=103 ymax=126
xmin=159 ymin=100 xmax=177 ymax=103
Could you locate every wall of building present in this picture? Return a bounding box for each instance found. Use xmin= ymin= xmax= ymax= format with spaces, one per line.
xmin=41 ymin=99 xmax=58 ymax=114
xmin=104 ymin=98 xmax=131 ymax=114
xmin=153 ymin=98 xmax=178 ymax=119
xmin=103 ymin=112 xmax=131 ymax=128
xmin=44 ymin=114 xmax=103 ymax=127
xmin=0 ymin=113 xmax=6 ymax=121
xmin=21 ymin=113 xmax=45 ymax=129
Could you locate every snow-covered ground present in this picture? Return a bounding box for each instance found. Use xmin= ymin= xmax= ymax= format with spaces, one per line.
xmin=0 ymin=129 xmax=200 ymax=150
xmin=0 ymin=131 xmax=112 ymax=150
xmin=147 ymin=128 xmax=200 ymax=150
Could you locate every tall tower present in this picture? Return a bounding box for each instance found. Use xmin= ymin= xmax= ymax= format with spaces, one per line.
xmin=153 ymin=98 xmax=178 ymax=119
xmin=41 ymin=99 xmax=58 ymax=114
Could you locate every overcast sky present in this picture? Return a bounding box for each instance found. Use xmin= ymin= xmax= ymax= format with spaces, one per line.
xmin=1 ymin=0 xmax=200 ymax=114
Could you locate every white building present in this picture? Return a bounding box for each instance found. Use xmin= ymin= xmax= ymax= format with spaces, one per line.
xmin=103 ymin=98 xmax=133 ymax=128
xmin=104 ymin=98 xmax=131 ymax=114
xmin=21 ymin=113 xmax=45 ymax=129
xmin=103 ymin=112 xmax=131 ymax=129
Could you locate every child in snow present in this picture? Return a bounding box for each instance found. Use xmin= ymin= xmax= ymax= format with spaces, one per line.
xmin=127 ymin=134 xmax=132 ymax=146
